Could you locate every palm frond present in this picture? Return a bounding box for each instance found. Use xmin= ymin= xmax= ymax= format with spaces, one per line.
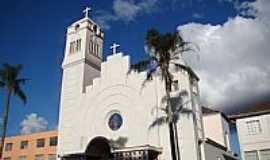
xmin=1 ymin=63 xmax=23 ymax=83
xmin=178 ymin=90 xmax=188 ymax=97
xmin=171 ymin=100 xmax=192 ymax=123
xmin=149 ymin=116 xmax=168 ymax=129
xmin=130 ymin=59 xmax=152 ymax=73
xmin=15 ymin=64 xmax=23 ymax=72
xmin=145 ymin=28 xmax=160 ymax=53
xmin=140 ymin=67 xmax=158 ymax=90
xmin=16 ymin=78 xmax=28 ymax=85
xmin=14 ymin=87 xmax=27 ymax=104
xmin=146 ymin=68 xmax=157 ymax=80
xmin=161 ymin=95 xmax=167 ymax=105
xmin=174 ymin=100 xmax=192 ymax=115
xmin=160 ymin=107 xmax=169 ymax=114
xmin=0 ymin=81 xmax=5 ymax=88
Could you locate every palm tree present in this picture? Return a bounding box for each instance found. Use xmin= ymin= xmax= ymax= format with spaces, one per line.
xmin=0 ymin=64 xmax=27 ymax=158
xmin=132 ymin=28 xmax=193 ymax=160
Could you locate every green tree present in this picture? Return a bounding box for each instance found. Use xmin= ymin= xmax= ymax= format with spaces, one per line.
xmin=0 ymin=64 xmax=27 ymax=158
xmin=132 ymin=28 xmax=194 ymax=160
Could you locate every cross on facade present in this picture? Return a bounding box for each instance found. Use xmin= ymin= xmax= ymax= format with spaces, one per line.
xmin=110 ymin=43 xmax=120 ymax=54
xmin=83 ymin=7 xmax=92 ymax=18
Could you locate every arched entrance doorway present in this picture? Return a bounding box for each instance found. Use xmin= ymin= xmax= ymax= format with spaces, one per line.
xmin=85 ymin=137 xmax=112 ymax=160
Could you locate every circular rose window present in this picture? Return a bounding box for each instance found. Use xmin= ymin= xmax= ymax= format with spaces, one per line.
xmin=108 ymin=113 xmax=123 ymax=131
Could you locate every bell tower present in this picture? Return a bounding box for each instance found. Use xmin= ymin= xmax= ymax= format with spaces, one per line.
xmin=58 ymin=7 xmax=104 ymax=155
xmin=62 ymin=7 xmax=104 ymax=93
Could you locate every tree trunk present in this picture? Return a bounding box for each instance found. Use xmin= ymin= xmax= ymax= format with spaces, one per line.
xmin=169 ymin=122 xmax=178 ymax=160
xmin=0 ymin=91 xmax=11 ymax=159
xmin=165 ymin=76 xmax=179 ymax=160
xmin=174 ymin=122 xmax=181 ymax=160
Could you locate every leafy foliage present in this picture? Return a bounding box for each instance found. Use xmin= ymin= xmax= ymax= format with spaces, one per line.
xmin=137 ymin=28 xmax=195 ymax=160
xmin=0 ymin=64 xmax=27 ymax=104
xmin=0 ymin=63 xmax=27 ymax=158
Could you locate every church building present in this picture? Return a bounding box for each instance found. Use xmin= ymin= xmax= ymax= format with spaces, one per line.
xmin=57 ymin=7 xmax=234 ymax=160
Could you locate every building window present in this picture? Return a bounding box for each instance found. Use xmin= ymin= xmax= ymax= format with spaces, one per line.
xmin=260 ymin=149 xmax=270 ymax=160
xmin=48 ymin=154 xmax=57 ymax=160
xmin=245 ymin=151 xmax=259 ymax=160
xmin=36 ymin=138 xmax=45 ymax=148
xmin=246 ymin=120 xmax=261 ymax=135
xmin=69 ymin=41 xmax=75 ymax=54
xmin=35 ymin=155 xmax=44 ymax=160
xmin=108 ymin=113 xmax=123 ymax=131
xmin=96 ymin=44 xmax=99 ymax=56
xmin=5 ymin=143 xmax=12 ymax=151
xmin=94 ymin=43 xmax=97 ymax=55
xmin=89 ymin=41 xmax=93 ymax=54
xmin=49 ymin=136 xmax=58 ymax=146
xmin=20 ymin=140 xmax=28 ymax=149
xmin=76 ymin=39 xmax=81 ymax=52
xmin=69 ymin=39 xmax=81 ymax=54
xmin=18 ymin=156 xmax=27 ymax=160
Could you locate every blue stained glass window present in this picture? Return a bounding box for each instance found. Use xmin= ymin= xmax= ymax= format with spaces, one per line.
xmin=108 ymin=113 xmax=123 ymax=131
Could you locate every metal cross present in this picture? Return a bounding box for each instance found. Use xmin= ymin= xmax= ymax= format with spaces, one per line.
xmin=83 ymin=7 xmax=92 ymax=18
xmin=110 ymin=43 xmax=120 ymax=54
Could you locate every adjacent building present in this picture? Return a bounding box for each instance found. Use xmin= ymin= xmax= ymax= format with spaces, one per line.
xmin=202 ymin=107 xmax=238 ymax=160
xmin=230 ymin=104 xmax=270 ymax=160
xmin=2 ymin=130 xmax=58 ymax=160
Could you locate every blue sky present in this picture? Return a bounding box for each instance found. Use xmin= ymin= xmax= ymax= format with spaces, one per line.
xmin=0 ymin=0 xmax=269 ymax=142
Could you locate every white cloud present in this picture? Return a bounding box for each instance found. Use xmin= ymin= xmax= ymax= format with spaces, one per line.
xmin=112 ymin=0 xmax=158 ymax=21
xmin=113 ymin=0 xmax=140 ymax=22
xmin=95 ymin=0 xmax=158 ymax=29
xmin=20 ymin=113 xmax=48 ymax=135
xmin=178 ymin=0 xmax=270 ymax=113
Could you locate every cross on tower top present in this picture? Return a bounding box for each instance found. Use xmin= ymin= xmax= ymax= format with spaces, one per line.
xmin=83 ymin=7 xmax=92 ymax=18
xmin=110 ymin=43 xmax=120 ymax=55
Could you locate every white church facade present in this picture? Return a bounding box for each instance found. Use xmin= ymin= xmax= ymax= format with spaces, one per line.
xmin=57 ymin=8 xmax=236 ymax=160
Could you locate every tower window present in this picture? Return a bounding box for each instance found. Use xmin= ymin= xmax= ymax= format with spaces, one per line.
xmin=89 ymin=41 xmax=93 ymax=54
xmin=75 ymin=24 xmax=80 ymax=30
xmin=95 ymin=44 xmax=98 ymax=56
xmin=97 ymin=44 xmax=99 ymax=56
xmin=93 ymin=25 xmax=97 ymax=32
xmin=69 ymin=39 xmax=82 ymax=54
xmin=76 ymin=39 xmax=81 ymax=52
